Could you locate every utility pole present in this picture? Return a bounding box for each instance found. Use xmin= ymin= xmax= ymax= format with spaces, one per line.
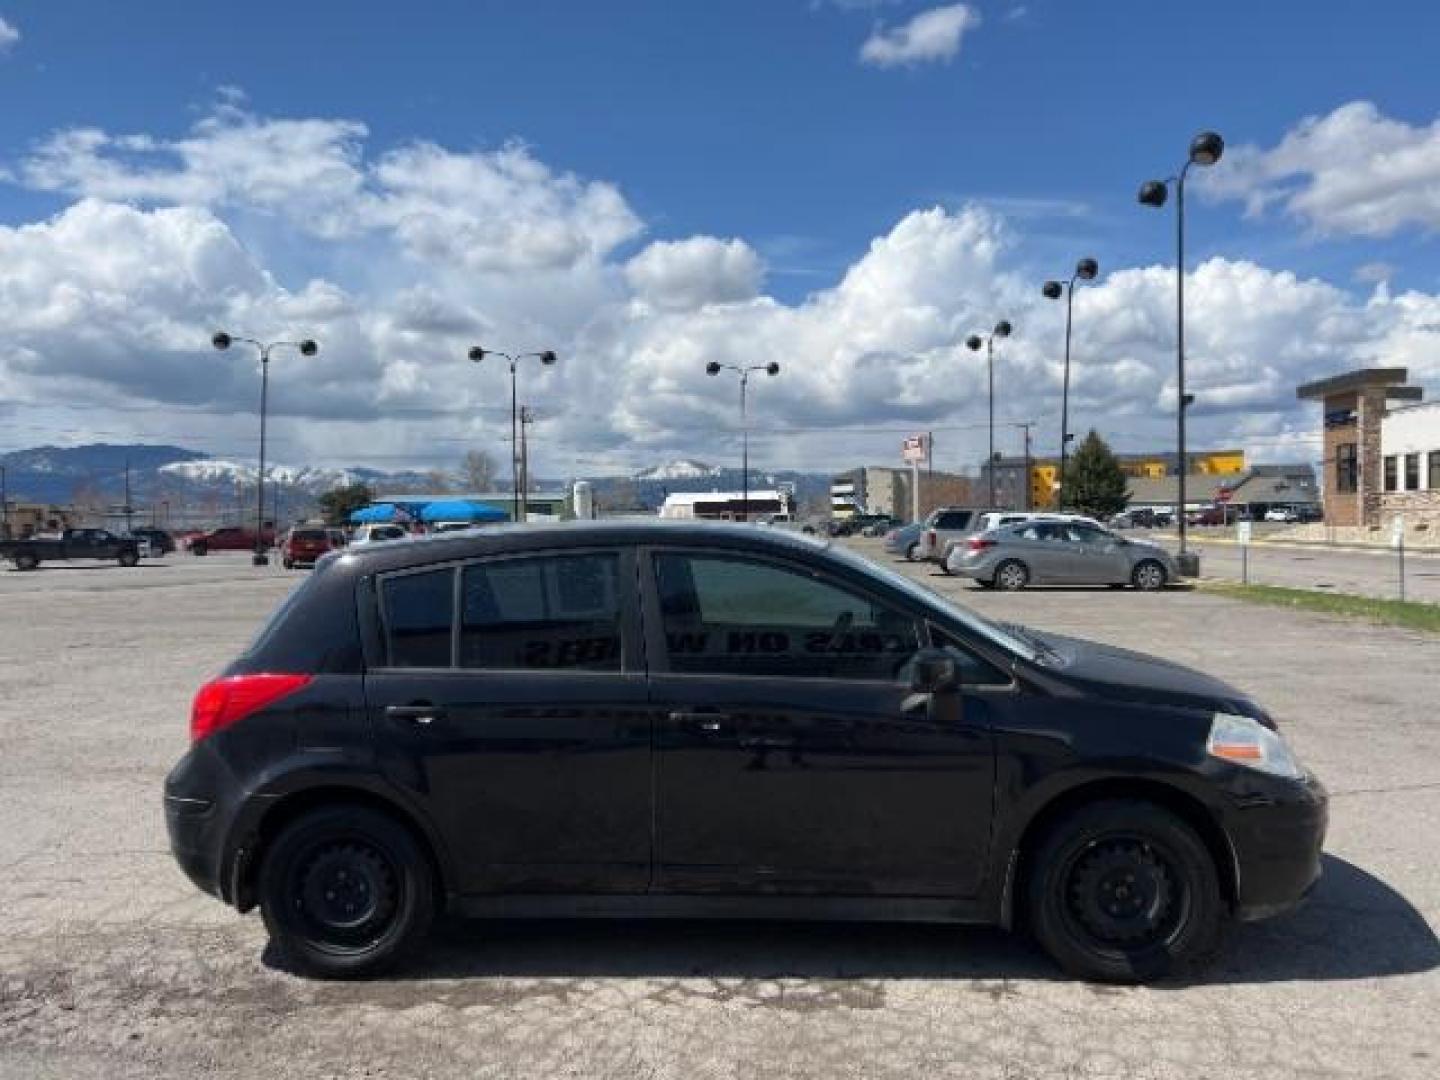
xmin=1 ymin=463 xmax=9 ymax=540
xmin=123 ymin=458 xmax=134 ymax=537
xmin=519 ymin=406 xmax=536 ymax=521
xmin=1015 ymin=423 xmax=1034 ymax=511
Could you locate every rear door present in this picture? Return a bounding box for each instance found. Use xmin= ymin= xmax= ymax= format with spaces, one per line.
xmin=367 ymin=548 xmax=653 ymax=895
xmin=644 ymin=547 xmax=995 ymax=897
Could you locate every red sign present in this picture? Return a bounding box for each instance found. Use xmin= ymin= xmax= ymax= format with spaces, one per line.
xmin=1215 ymin=487 xmax=1232 ymax=503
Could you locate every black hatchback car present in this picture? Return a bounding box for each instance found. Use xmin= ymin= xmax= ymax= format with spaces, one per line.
xmin=165 ymin=522 xmax=1326 ymax=982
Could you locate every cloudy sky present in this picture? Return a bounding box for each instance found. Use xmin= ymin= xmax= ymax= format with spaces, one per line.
xmin=2 ymin=0 xmax=1439 ymax=477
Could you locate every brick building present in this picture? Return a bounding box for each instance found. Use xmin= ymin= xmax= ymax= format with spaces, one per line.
xmin=1297 ymin=367 xmax=1439 ymax=527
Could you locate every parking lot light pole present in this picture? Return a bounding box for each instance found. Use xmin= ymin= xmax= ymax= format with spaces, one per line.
xmin=966 ymin=321 xmax=1013 ymax=508
xmin=469 ymin=347 xmax=558 ymax=522
xmin=1042 ymin=258 xmax=1100 ymax=508
xmin=211 ymin=332 xmax=318 ymax=565
xmin=1139 ymin=130 xmax=1224 ymax=565
xmin=705 ymin=360 xmax=780 ymax=522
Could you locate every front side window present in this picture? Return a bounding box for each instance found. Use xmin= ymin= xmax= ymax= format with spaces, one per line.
xmin=654 ymin=553 xmax=918 ymax=680
xmin=381 ymin=568 xmax=455 ymax=668
xmin=461 ymin=553 xmax=622 ymax=671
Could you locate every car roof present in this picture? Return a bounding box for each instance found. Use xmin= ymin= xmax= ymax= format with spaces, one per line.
xmin=323 ymin=520 xmax=832 ymax=576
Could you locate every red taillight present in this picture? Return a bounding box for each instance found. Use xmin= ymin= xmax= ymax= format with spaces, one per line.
xmin=927 ymin=529 xmax=937 ymax=546
xmin=190 ymin=673 xmax=312 ymax=743
xmin=968 ymin=537 xmax=995 ymax=552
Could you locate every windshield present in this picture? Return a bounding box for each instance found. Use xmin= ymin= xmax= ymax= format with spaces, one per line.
xmin=825 ymin=544 xmax=1041 ymax=663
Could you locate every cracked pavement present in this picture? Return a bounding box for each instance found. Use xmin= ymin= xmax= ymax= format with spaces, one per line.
xmin=2 ymin=548 xmax=1437 ymax=1079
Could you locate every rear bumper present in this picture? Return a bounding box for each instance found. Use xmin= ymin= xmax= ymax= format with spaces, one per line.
xmin=1229 ymin=776 xmax=1329 ymax=921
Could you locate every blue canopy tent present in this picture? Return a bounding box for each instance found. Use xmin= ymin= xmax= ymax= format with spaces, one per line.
xmin=350 ymin=502 xmax=404 ymax=524
xmin=419 ymin=499 xmax=508 ymax=524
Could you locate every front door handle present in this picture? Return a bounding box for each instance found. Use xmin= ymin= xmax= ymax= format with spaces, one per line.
xmin=386 ymin=704 xmax=448 ymax=727
xmin=668 ymin=710 xmax=731 ymax=734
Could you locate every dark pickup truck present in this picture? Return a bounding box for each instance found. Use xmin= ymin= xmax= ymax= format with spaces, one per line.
xmin=2 ymin=528 xmax=142 ymax=571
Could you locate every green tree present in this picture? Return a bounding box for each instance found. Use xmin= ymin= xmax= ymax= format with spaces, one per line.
xmin=1062 ymin=430 xmax=1130 ymax=519
xmin=317 ymin=482 xmax=376 ymax=527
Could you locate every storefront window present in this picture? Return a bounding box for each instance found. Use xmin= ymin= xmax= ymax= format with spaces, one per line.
xmin=1336 ymin=443 xmax=1358 ymax=493
xmin=1404 ymin=454 xmax=1420 ymax=492
xmin=1383 ymin=455 xmax=1398 ymax=492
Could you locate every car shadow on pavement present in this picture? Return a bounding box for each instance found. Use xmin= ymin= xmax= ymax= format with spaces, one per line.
xmin=292 ymin=854 xmax=1435 ymax=987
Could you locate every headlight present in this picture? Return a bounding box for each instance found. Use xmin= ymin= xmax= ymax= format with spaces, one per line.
xmin=1206 ymin=712 xmax=1305 ymax=779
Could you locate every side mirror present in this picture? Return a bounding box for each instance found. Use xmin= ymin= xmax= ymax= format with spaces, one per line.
xmin=909 ymin=649 xmax=959 ymax=694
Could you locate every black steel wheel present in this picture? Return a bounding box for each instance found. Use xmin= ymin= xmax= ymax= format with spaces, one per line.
xmin=1026 ymin=799 xmax=1222 ymax=983
xmin=118 ymin=549 xmax=139 ymax=568
xmin=259 ymin=805 xmax=435 ymax=979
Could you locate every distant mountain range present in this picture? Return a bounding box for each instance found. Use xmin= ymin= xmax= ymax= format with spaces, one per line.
xmin=0 ymin=445 xmax=836 ymax=515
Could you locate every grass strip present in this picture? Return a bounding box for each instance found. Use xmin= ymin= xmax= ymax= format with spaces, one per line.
xmin=1199 ymin=581 xmax=1440 ymax=633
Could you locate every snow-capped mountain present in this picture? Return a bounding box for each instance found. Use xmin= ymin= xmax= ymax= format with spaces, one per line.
xmin=633 ymin=459 xmax=723 ymax=481
xmin=159 ymin=459 xmax=363 ymax=488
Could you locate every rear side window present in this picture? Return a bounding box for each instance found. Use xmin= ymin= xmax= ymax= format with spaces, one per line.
xmin=381 ymin=568 xmax=455 ymax=668
xmin=935 ymin=511 xmax=971 ymax=529
xmin=461 ymin=554 xmax=622 ymax=671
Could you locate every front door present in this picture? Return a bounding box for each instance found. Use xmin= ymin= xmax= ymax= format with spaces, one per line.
xmin=644 ymin=549 xmax=995 ymax=898
xmin=1064 ymin=523 xmax=1131 ymax=584
xmin=368 ymin=550 xmax=652 ymax=895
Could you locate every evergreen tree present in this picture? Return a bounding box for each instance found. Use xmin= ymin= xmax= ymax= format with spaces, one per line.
xmin=317 ymin=482 xmax=376 ymax=527
xmin=1062 ymin=430 xmax=1130 ymax=519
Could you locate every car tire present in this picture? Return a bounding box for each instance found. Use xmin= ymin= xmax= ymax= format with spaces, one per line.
xmin=14 ymin=553 xmax=39 ymax=571
xmin=190 ymin=542 xmax=208 ymax=557
xmin=283 ymin=559 xmax=294 ymax=570
xmin=994 ymin=560 xmax=1029 ymax=591
xmin=1025 ymin=798 xmax=1223 ymax=983
xmin=1131 ymin=560 xmax=1167 ymax=591
xmin=258 ymin=805 xmax=436 ymax=980
xmin=118 ymin=550 xmax=139 ymax=568
xmin=906 ymin=542 xmax=920 ymax=561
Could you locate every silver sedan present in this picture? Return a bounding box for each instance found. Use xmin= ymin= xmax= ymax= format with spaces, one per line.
xmin=945 ymin=520 xmax=1179 ymax=591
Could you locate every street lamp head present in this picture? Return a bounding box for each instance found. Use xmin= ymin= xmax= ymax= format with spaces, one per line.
xmin=468 ymin=346 xmax=486 ymax=363
xmin=298 ymin=339 xmax=318 ymax=357
xmin=211 ymin=331 xmax=232 ymax=351
xmin=1189 ymin=130 xmax=1225 ymax=167
xmin=765 ymin=362 xmax=780 ymax=376
xmin=965 ymin=335 xmax=983 ymax=352
xmin=1042 ymin=280 xmax=1064 ymax=300
xmin=1076 ymin=257 xmax=1099 ymax=281
xmin=540 ymin=350 xmax=558 ymax=366
xmin=705 ymin=361 xmax=722 ymax=376
xmin=993 ymin=320 xmax=1012 ymax=338
xmin=1137 ymin=180 xmax=1169 ymax=208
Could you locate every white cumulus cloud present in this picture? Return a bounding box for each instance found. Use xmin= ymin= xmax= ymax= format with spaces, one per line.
xmin=625 ymin=237 xmax=764 ymax=312
xmin=860 ymin=3 xmax=980 ymax=68
xmin=1202 ymin=101 xmax=1440 ymax=238
xmin=0 ymin=16 xmax=19 ymax=53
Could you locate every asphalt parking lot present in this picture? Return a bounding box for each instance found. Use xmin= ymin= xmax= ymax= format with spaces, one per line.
xmin=2 ymin=546 xmax=1438 ymax=1079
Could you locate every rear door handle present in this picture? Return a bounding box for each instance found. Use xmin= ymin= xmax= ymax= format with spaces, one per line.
xmin=668 ymin=710 xmax=731 ymax=734
xmin=385 ymin=704 xmax=448 ymax=727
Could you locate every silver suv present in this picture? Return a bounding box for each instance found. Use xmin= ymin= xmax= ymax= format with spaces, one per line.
xmin=914 ymin=507 xmax=992 ymax=564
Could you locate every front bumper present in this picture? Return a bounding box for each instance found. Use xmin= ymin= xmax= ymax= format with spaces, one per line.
xmin=1229 ymin=775 xmax=1329 ymax=921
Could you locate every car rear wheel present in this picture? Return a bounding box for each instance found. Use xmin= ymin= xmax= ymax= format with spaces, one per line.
xmin=906 ymin=542 xmax=920 ymax=561
xmin=190 ymin=542 xmax=208 ymax=556
xmin=994 ymin=560 xmax=1029 ymax=591
xmin=259 ymin=805 xmax=435 ymax=979
xmin=1026 ymin=799 xmax=1223 ymax=983
xmin=1131 ymin=560 xmax=1167 ymax=591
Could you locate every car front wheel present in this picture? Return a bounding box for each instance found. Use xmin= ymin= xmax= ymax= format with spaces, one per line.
xmin=258 ymin=805 xmax=435 ymax=979
xmin=906 ymin=542 xmax=920 ymax=561
xmin=1131 ymin=560 xmax=1167 ymax=591
xmin=1026 ymin=799 xmax=1223 ymax=983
